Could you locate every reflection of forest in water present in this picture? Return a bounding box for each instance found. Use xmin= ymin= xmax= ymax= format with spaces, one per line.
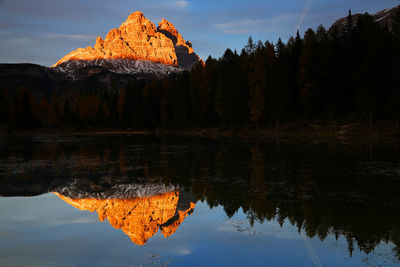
xmin=1 ymin=135 xmax=400 ymax=258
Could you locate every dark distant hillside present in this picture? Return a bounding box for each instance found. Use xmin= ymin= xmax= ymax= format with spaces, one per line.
xmin=0 ymin=63 xmax=138 ymax=96
xmin=0 ymin=64 xmax=66 ymax=97
xmin=330 ymin=5 xmax=399 ymax=32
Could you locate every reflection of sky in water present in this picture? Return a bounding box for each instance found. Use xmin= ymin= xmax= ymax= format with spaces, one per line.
xmin=0 ymin=194 xmax=398 ymax=266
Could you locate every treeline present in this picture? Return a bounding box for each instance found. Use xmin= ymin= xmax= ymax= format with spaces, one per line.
xmin=1 ymin=8 xmax=400 ymax=130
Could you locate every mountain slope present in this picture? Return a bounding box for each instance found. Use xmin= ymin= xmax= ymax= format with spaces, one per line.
xmin=52 ymin=11 xmax=201 ymax=76
xmin=55 ymin=191 xmax=196 ymax=245
xmin=330 ymin=5 xmax=399 ymax=32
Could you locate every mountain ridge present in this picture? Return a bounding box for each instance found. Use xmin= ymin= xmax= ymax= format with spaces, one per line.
xmin=330 ymin=5 xmax=399 ymax=33
xmin=54 ymin=190 xmax=196 ymax=246
xmin=52 ymin=11 xmax=201 ymax=76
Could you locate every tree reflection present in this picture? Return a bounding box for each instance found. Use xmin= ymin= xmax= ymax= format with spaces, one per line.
xmin=1 ymin=136 xmax=400 ymax=257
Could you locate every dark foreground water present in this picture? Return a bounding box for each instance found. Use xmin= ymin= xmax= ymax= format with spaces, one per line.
xmin=1 ymin=135 xmax=400 ymax=266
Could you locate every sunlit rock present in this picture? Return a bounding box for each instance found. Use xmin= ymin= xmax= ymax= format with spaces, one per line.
xmin=54 ymin=190 xmax=196 ymax=245
xmin=52 ymin=11 xmax=201 ymax=75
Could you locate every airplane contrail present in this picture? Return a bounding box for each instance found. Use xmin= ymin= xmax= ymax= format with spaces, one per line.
xmin=302 ymin=233 xmax=323 ymax=267
xmin=296 ymin=0 xmax=313 ymax=33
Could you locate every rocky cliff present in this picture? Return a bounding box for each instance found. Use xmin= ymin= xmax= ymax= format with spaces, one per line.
xmin=54 ymin=190 xmax=196 ymax=245
xmin=52 ymin=11 xmax=200 ymax=76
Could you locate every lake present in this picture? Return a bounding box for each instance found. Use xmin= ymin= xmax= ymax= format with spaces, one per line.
xmin=1 ymin=134 xmax=400 ymax=266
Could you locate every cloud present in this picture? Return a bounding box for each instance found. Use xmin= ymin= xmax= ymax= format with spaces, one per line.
xmin=44 ymin=33 xmax=96 ymax=41
xmin=0 ymin=31 xmax=97 ymax=66
xmin=215 ymin=14 xmax=297 ymax=35
xmin=1 ymin=32 xmax=95 ymax=45
xmin=176 ymin=248 xmax=192 ymax=255
xmin=4 ymin=213 xmax=98 ymax=226
xmin=216 ymin=218 xmax=307 ymax=241
xmin=170 ymin=0 xmax=189 ymax=9
xmin=143 ymin=0 xmax=189 ymax=12
xmin=9 ymin=37 xmax=36 ymax=44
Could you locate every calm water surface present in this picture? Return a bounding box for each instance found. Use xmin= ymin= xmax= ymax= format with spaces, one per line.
xmin=1 ymin=135 xmax=400 ymax=266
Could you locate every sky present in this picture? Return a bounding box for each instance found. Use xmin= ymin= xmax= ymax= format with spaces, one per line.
xmin=1 ymin=194 xmax=393 ymax=266
xmin=0 ymin=0 xmax=398 ymax=66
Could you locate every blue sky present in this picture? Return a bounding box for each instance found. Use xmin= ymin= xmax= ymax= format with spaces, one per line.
xmin=0 ymin=0 xmax=398 ymax=66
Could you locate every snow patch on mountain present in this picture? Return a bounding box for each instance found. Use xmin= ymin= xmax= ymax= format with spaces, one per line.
xmin=53 ymin=58 xmax=183 ymax=79
xmin=54 ymin=180 xmax=180 ymax=199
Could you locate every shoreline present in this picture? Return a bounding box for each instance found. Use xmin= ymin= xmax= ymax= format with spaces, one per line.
xmin=1 ymin=121 xmax=399 ymax=142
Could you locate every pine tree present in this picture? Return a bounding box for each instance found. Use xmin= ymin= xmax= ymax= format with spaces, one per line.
xmin=347 ymin=9 xmax=353 ymax=34
xmin=0 ymin=88 xmax=9 ymax=124
xmin=16 ymin=87 xmax=36 ymax=129
xmin=189 ymin=62 xmax=204 ymax=127
xmin=200 ymin=56 xmax=218 ymax=127
xmin=244 ymin=36 xmax=256 ymax=55
xmin=61 ymin=100 xmax=74 ymax=126
xmin=299 ymin=28 xmax=320 ymax=118
xmin=248 ymin=45 xmax=267 ymax=124
xmin=38 ymin=97 xmax=49 ymax=126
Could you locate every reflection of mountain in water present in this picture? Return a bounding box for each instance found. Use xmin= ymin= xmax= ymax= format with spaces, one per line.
xmin=1 ymin=136 xmax=400 ymax=258
xmin=54 ymin=186 xmax=196 ymax=245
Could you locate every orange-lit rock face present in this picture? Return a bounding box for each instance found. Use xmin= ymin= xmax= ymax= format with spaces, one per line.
xmin=157 ymin=18 xmax=200 ymax=69
xmin=54 ymin=191 xmax=195 ymax=245
xmin=53 ymin=11 xmax=199 ymax=68
xmin=158 ymin=19 xmax=194 ymax=54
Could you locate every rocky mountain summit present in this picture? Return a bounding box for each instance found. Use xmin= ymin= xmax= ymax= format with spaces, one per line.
xmin=52 ymin=11 xmax=201 ymax=76
xmin=55 ymin=190 xmax=196 ymax=245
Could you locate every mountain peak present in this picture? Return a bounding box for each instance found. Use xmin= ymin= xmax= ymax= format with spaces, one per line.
xmin=52 ymin=11 xmax=201 ymax=75
xmin=54 ymin=191 xmax=196 ymax=246
xmin=120 ymin=11 xmax=156 ymax=31
xmin=159 ymin=18 xmax=178 ymax=32
xmin=127 ymin=11 xmax=144 ymax=21
xmin=157 ymin=17 xmax=198 ymax=68
xmin=158 ymin=18 xmax=182 ymax=44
